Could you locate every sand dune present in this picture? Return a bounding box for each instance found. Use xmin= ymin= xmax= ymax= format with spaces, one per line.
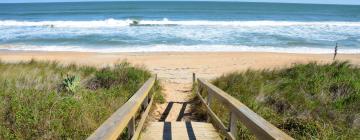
xmin=1 ymin=51 xmax=360 ymax=121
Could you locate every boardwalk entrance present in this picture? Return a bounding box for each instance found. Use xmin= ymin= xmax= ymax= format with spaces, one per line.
xmin=140 ymin=75 xmax=221 ymax=140
xmin=87 ymin=74 xmax=293 ymax=140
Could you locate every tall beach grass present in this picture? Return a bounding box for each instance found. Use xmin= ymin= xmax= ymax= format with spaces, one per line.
xmin=207 ymin=61 xmax=360 ymax=139
xmin=0 ymin=60 xmax=162 ymax=139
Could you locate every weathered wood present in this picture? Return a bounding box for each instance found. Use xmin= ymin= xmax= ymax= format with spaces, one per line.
xmin=140 ymin=122 xmax=222 ymax=140
xmin=131 ymin=94 xmax=154 ymax=140
xmin=87 ymin=77 xmax=156 ymax=140
xmin=229 ymin=112 xmax=238 ymax=138
xmin=196 ymin=90 xmax=236 ymax=140
xmin=128 ymin=117 xmax=135 ymax=138
xmin=206 ymin=92 xmax=212 ymax=105
xmin=206 ymin=92 xmax=212 ymax=123
xmin=143 ymin=95 xmax=149 ymax=109
xmin=197 ymin=78 xmax=293 ymax=140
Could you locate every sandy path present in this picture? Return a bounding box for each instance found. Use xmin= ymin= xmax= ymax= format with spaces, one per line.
xmin=1 ymin=51 xmax=360 ymax=121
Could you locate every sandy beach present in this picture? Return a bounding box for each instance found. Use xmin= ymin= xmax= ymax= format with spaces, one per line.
xmin=1 ymin=51 xmax=360 ymax=82
xmin=2 ymin=51 xmax=360 ymax=121
xmin=2 ymin=1 xmax=360 ymax=139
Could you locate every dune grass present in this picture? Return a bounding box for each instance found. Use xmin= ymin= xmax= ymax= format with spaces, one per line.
xmin=0 ymin=60 xmax=163 ymax=140
xmin=209 ymin=61 xmax=360 ymax=139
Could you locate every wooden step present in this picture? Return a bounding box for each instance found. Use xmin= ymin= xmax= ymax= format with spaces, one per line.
xmin=140 ymin=122 xmax=221 ymax=140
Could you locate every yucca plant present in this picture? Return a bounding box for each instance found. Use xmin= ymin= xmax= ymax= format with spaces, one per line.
xmin=62 ymin=75 xmax=80 ymax=93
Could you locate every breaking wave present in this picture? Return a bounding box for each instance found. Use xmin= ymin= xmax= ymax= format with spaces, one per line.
xmin=1 ymin=18 xmax=360 ymax=28
xmin=1 ymin=45 xmax=359 ymax=54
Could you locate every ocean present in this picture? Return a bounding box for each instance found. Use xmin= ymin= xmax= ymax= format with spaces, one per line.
xmin=0 ymin=1 xmax=359 ymax=53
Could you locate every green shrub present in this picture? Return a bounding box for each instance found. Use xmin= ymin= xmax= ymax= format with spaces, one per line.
xmin=62 ymin=75 xmax=80 ymax=93
xmin=94 ymin=67 xmax=118 ymax=89
xmin=0 ymin=60 xmax=162 ymax=140
xmin=209 ymin=61 xmax=360 ymax=139
xmin=279 ymin=118 xmax=320 ymax=138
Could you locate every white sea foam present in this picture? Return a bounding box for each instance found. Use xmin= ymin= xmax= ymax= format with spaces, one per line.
xmin=1 ymin=19 xmax=360 ymax=28
xmin=1 ymin=45 xmax=359 ymax=54
xmin=0 ymin=19 xmax=130 ymax=28
xmin=1 ymin=19 xmax=359 ymax=53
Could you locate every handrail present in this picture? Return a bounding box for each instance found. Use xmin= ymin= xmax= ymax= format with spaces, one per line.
xmin=194 ymin=74 xmax=293 ymax=140
xmin=87 ymin=76 xmax=157 ymax=140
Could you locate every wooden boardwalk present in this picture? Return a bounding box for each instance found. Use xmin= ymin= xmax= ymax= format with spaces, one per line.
xmin=87 ymin=74 xmax=293 ymax=140
xmin=140 ymin=122 xmax=221 ymax=140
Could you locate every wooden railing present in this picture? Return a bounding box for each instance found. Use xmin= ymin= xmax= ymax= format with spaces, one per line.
xmin=87 ymin=76 xmax=157 ymax=140
xmin=193 ymin=74 xmax=293 ymax=140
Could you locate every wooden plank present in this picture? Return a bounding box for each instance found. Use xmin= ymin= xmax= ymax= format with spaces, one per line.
xmin=229 ymin=112 xmax=238 ymax=138
xmin=198 ymin=78 xmax=293 ymax=140
xmin=128 ymin=117 xmax=135 ymax=138
xmin=87 ymin=77 xmax=156 ymax=140
xmin=196 ymin=90 xmax=236 ymax=140
xmin=143 ymin=95 xmax=149 ymax=109
xmin=140 ymin=122 xmax=221 ymax=140
xmin=131 ymin=94 xmax=154 ymax=140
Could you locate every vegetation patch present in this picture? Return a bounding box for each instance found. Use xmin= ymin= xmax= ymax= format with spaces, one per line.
xmin=210 ymin=61 xmax=360 ymax=139
xmin=0 ymin=60 xmax=162 ymax=139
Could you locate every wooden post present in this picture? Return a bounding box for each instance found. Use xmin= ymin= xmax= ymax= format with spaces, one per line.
xmin=87 ymin=77 xmax=156 ymax=140
xmin=196 ymin=78 xmax=294 ymax=140
xmin=193 ymin=73 xmax=196 ymax=85
xmin=206 ymin=93 xmax=212 ymax=106
xmin=206 ymin=92 xmax=212 ymax=122
xmin=229 ymin=112 xmax=238 ymax=138
xmin=142 ymin=95 xmax=149 ymax=111
xmin=127 ymin=117 xmax=135 ymax=138
xmin=333 ymin=43 xmax=338 ymax=61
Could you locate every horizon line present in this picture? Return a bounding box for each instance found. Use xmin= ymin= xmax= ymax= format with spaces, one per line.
xmin=0 ymin=0 xmax=359 ymax=6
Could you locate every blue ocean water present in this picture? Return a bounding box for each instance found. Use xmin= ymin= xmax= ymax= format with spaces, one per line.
xmin=0 ymin=1 xmax=359 ymax=53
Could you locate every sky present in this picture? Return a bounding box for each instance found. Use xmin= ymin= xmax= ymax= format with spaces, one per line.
xmin=0 ymin=0 xmax=360 ymax=5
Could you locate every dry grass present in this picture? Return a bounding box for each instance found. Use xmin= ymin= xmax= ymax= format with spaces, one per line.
xmin=205 ymin=61 xmax=360 ymax=139
xmin=0 ymin=60 xmax=162 ymax=140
